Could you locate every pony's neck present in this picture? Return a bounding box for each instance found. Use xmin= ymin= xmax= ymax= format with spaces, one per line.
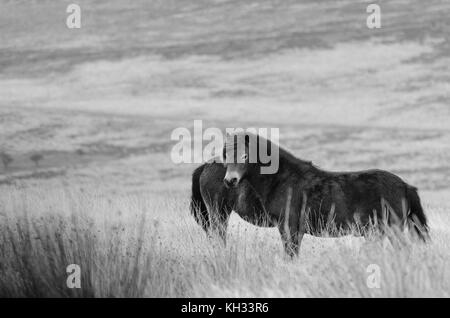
xmin=279 ymin=154 xmax=316 ymax=180
xmin=253 ymin=149 xmax=317 ymax=197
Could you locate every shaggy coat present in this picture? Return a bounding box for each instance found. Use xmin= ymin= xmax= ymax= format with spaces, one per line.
xmin=190 ymin=132 xmax=429 ymax=256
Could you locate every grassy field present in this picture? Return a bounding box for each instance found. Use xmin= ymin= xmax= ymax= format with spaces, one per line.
xmin=1 ymin=187 xmax=449 ymax=297
xmin=1 ymin=0 xmax=450 ymax=297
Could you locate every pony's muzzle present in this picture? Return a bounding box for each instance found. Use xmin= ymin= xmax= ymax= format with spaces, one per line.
xmin=224 ymin=170 xmax=241 ymax=188
xmin=224 ymin=177 xmax=238 ymax=188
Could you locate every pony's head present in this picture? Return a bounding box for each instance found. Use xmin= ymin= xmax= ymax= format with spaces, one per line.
xmin=222 ymin=132 xmax=277 ymax=188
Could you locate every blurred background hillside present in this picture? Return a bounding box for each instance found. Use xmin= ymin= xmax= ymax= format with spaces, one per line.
xmin=0 ymin=0 xmax=449 ymax=199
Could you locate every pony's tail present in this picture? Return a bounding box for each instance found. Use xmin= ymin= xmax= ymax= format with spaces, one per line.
xmin=190 ymin=164 xmax=210 ymax=231
xmin=406 ymin=186 xmax=430 ymax=242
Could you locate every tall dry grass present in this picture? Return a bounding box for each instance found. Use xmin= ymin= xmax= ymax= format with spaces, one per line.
xmin=0 ymin=186 xmax=449 ymax=297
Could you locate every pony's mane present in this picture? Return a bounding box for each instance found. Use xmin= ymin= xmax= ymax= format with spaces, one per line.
xmin=224 ymin=131 xmax=314 ymax=171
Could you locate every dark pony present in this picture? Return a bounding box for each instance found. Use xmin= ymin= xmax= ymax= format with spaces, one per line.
xmin=190 ymin=132 xmax=429 ymax=256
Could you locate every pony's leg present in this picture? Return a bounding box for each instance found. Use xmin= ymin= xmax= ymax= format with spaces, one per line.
xmin=363 ymin=222 xmax=407 ymax=249
xmin=278 ymin=226 xmax=303 ymax=258
xmin=278 ymin=187 xmax=303 ymax=258
xmin=206 ymin=198 xmax=231 ymax=246
xmin=210 ymin=211 xmax=230 ymax=245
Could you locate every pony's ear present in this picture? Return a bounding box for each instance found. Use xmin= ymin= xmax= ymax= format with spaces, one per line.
xmin=222 ymin=145 xmax=227 ymax=161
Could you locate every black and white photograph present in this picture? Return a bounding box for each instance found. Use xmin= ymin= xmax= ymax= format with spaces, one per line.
xmin=0 ymin=0 xmax=449 ymax=303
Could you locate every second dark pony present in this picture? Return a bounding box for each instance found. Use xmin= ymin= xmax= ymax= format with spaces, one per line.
xmin=190 ymin=132 xmax=429 ymax=256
